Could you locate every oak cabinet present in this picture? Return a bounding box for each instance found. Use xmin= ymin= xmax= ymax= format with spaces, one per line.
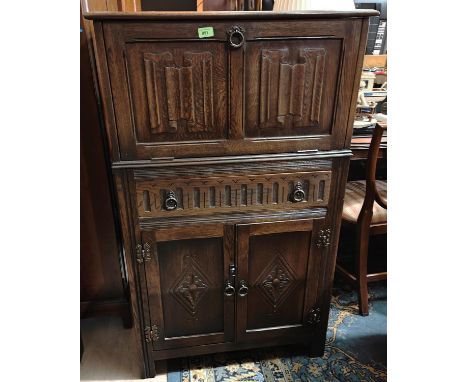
xmin=85 ymin=9 xmax=377 ymax=378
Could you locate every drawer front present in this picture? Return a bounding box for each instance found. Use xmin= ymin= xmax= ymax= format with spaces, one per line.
xmin=134 ymin=159 xmax=332 ymax=219
xmin=100 ymin=18 xmax=366 ymax=160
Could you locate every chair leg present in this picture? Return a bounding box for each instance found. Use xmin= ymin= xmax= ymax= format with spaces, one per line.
xmin=355 ymin=226 xmax=370 ymax=316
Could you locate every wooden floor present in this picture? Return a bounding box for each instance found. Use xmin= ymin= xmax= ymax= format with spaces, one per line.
xmin=80 ymin=316 xmax=167 ymax=381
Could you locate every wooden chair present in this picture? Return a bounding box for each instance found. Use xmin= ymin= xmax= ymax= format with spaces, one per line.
xmin=336 ymin=123 xmax=387 ymax=316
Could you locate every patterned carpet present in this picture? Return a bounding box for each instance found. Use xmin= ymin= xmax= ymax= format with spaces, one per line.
xmin=167 ymin=280 xmax=387 ymax=382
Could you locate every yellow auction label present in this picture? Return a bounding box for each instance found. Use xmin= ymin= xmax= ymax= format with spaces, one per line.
xmin=198 ymin=26 xmax=214 ymax=38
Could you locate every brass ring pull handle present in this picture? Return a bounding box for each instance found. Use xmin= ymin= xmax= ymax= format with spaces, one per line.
xmin=227 ymin=26 xmax=245 ymax=49
xmin=224 ymin=281 xmax=236 ymax=297
xmin=238 ymin=280 xmax=249 ymax=297
xmin=292 ymin=182 xmax=306 ymax=202
xmin=164 ymin=191 xmax=178 ymax=211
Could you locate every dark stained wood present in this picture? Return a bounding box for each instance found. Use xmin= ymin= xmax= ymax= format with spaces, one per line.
xmin=245 ymin=39 xmax=341 ymax=138
xmin=80 ymin=11 xmax=131 ymax=327
xmin=141 ymin=225 xmax=235 ymax=350
xmin=123 ymin=41 xmax=229 ymax=143
xmin=84 ymin=10 xmax=374 ymax=377
xmin=236 ymin=219 xmax=326 ymax=344
xmin=90 ymin=15 xmax=373 ymax=160
xmin=83 ymin=9 xmax=379 ymax=20
xmin=337 ymin=123 xmax=387 ymax=316
xmin=134 ymin=166 xmax=332 ymax=218
xmin=113 ymin=170 xmax=151 ymax=377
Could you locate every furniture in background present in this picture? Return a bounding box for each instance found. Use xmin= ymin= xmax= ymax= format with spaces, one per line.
xmin=273 ymin=0 xmax=355 ymax=11
xmin=80 ymin=11 xmax=131 ymax=328
xmin=84 ymin=8 xmax=377 ymax=377
xmin=85 ymin=0 xmax=263 ymax=12
xmin=336 ymin=123 xmax=387 ymax=316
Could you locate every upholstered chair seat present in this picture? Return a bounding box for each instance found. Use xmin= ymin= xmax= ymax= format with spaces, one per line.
xmin=343 ymin=180 xmax=387 ymax=224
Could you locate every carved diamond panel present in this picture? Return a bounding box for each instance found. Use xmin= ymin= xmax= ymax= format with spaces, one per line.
xmin=170 ymin=255 xmax=211 ymax=316
xmin=254 ymin=253 xmax=298 ymax=311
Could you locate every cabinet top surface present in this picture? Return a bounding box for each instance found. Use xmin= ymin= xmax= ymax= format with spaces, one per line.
xmin=83 ymin=9 xmax=379 ymax=21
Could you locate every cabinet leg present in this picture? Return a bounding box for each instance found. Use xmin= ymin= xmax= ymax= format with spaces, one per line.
xmin=80 ymin=334 xmax=84 ymax=361
xmin=144 ymin=359 xmax=156 ymax=379
xmin=308 ymin=340 xmax=325 ymax=358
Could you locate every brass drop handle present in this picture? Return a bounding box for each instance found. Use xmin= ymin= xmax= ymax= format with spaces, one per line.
xmin=164 ymin=190 xmax=178 ymax=211
xmin=227 ymin=26 xmax=245 ymax=49
xmin=225 ymin=264 xmax=236 ymax=297
xmin=238 ymin=280 xmax=249 ymax=297
xmin=292 ymin=182 xmax=306 ymax=202
xmin=224 ymin=282 xmax=236 ymax=297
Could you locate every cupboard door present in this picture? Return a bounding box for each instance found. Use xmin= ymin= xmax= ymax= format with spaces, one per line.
xmin=141 ymin=224 xmax=235 ymax=350
xmin=236 ymin=219 xmax=326 ymax=344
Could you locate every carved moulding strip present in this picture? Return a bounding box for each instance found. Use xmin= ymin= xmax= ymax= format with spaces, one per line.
xmin=134 ymin=159 xmax=333 ymax=180
xmin=139 ymin=208 xmax=328 ymax=229
xmin=112 ymin=150 xmax=352 ymax=169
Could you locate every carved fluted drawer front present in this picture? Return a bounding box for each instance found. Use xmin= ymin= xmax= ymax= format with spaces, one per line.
xmin=135 ymin=161 xmax=332 ymax=218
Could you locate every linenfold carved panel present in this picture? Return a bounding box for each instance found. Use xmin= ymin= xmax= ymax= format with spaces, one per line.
xmin=135 ymin=170 xmax=331 ymax=218
xmin=245 ymin=39 xmax=342 ymax=138
xmin=125 ymin=42 xmax=228 ymax=144
xmin=144 ymin=51 xmax=214 ymax=133
xmin=260 ymin=48 xmax=326 ymax=129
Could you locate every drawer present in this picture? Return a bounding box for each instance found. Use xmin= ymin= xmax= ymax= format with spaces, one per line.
xmin=134 ymin=158 xmax=333 ymax=219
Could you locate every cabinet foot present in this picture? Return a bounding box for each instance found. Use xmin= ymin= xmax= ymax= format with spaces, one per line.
xmin=121 ymin=310 xmax=133 ymax=329
xmin=308 ymin=341 xmax=325 ymax=358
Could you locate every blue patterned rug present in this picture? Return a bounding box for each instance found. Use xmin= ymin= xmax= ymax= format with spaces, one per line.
xmin=167 ymin=280 xmax=387 ymax=382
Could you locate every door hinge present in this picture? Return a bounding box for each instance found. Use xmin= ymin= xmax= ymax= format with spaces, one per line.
xmin=306 ymin=307 xmax=321 ymax=325
xmin=144 ymin=324 xmax=159 ymax=343
xmin=316 ymin=228 xmax=331 ymax=248
xmin=136 ymin=242 xmax=151 ymax=263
